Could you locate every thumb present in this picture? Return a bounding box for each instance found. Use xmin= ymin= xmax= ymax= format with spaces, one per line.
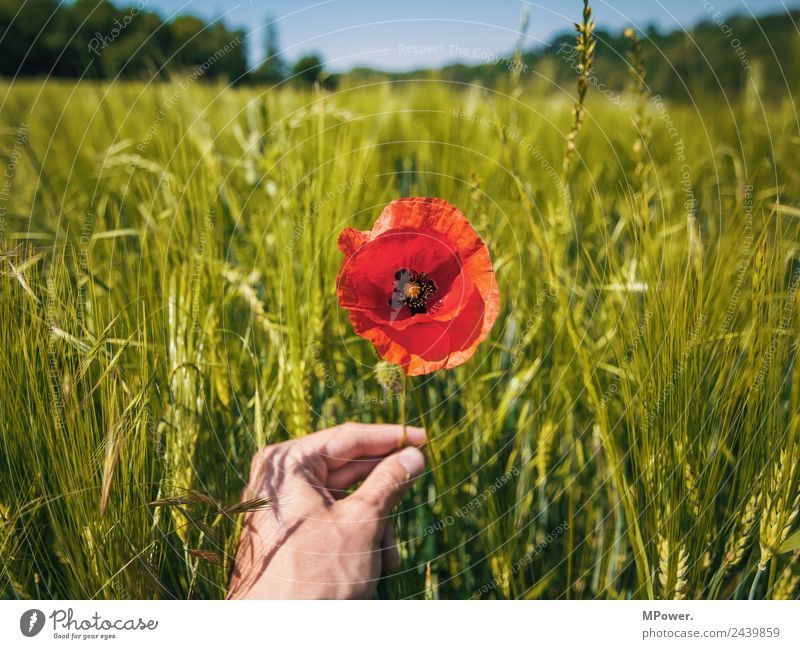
xmin=350 ymin=446 xmax=426 ymax=517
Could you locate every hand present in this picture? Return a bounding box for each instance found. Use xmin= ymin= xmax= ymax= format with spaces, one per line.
xmin=228 ymin=422 xmax=427 ymax=599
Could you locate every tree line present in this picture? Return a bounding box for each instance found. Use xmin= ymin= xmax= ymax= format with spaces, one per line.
xmin=1 ymin=0 xmax=797 ymax=100
xmin=0 ymin=0 xmax=324 ymax=85
xmin=350 ymin=10 xmax=800 ymax=101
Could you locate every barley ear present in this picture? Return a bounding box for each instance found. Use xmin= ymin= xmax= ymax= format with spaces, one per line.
xmin=562 ymin=0 xmax=596 ymax=177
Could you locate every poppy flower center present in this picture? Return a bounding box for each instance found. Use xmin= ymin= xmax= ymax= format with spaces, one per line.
xmin=389 ymin=268 xmax=437 ymax=315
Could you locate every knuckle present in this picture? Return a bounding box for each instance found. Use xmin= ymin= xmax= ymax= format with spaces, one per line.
xmin=286 ymin=443 xmax=306 ymax=464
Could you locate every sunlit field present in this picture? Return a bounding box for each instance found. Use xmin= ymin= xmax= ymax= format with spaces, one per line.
xmin=1 ymin=54 xmax=799 ymax=599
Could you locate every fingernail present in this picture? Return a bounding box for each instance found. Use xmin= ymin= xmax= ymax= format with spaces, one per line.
xmin=397 ymin=446 xmax=425 ymax=479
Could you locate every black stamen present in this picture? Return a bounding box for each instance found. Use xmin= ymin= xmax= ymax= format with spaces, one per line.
xmin=390 ymin=268 xmax=437 ymax=316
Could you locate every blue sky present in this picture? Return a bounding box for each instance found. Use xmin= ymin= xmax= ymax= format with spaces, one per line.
xmin=141 ymin=0 xmax=799 ymax=71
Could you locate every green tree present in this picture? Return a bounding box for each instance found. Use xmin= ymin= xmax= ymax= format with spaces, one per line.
xmin=291 ymin=53 xmax=324 ymax=85
xmin=251 ymin=16 xmax=286 ymax=84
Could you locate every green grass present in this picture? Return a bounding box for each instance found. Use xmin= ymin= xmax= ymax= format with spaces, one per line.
xmin=1 ymin=61 xmax=799 ymax=600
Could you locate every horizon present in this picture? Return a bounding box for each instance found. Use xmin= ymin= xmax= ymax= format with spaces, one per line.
xmin=119 ymin=0 xmax=800 ymax=72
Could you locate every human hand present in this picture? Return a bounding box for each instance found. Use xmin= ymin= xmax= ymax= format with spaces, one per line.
xmin=228 ymin=422 xmax=427 ymax=599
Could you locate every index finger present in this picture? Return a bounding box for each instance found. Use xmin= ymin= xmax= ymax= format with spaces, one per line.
xmin=307 ymin=422 xmax=427 ymax=470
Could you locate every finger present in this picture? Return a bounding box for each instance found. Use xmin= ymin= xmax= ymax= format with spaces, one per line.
xmin=326 ymin=457 xmax=383 ymax=497
xmin=349 ymin=446 xmax=426 ymax=517
xmin=311 ymin=422 xmax=427 ymax=470
xmin=381 ymin=524 xmax=400 ymax=572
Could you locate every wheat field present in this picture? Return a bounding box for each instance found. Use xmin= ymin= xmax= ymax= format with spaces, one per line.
xmin=1 ymin=43 xmax=799 ymax=600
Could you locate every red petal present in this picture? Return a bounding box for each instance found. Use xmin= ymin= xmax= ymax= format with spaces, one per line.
xmin=373 ymin=198 xmax=485 ymax=259
xmin=348 ymin=287 xmax=488 ymax=375
xmin=337 ymin=227 xmax=370 ymax=256
xmin=337 ymin=197 xmax=500 ymax=375
xmin=336 ymin=229 xmax=464 ymax=326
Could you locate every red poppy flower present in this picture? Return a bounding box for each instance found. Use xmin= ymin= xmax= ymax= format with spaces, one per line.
xmin=336 ymin=197 xmax=500 ymax=375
